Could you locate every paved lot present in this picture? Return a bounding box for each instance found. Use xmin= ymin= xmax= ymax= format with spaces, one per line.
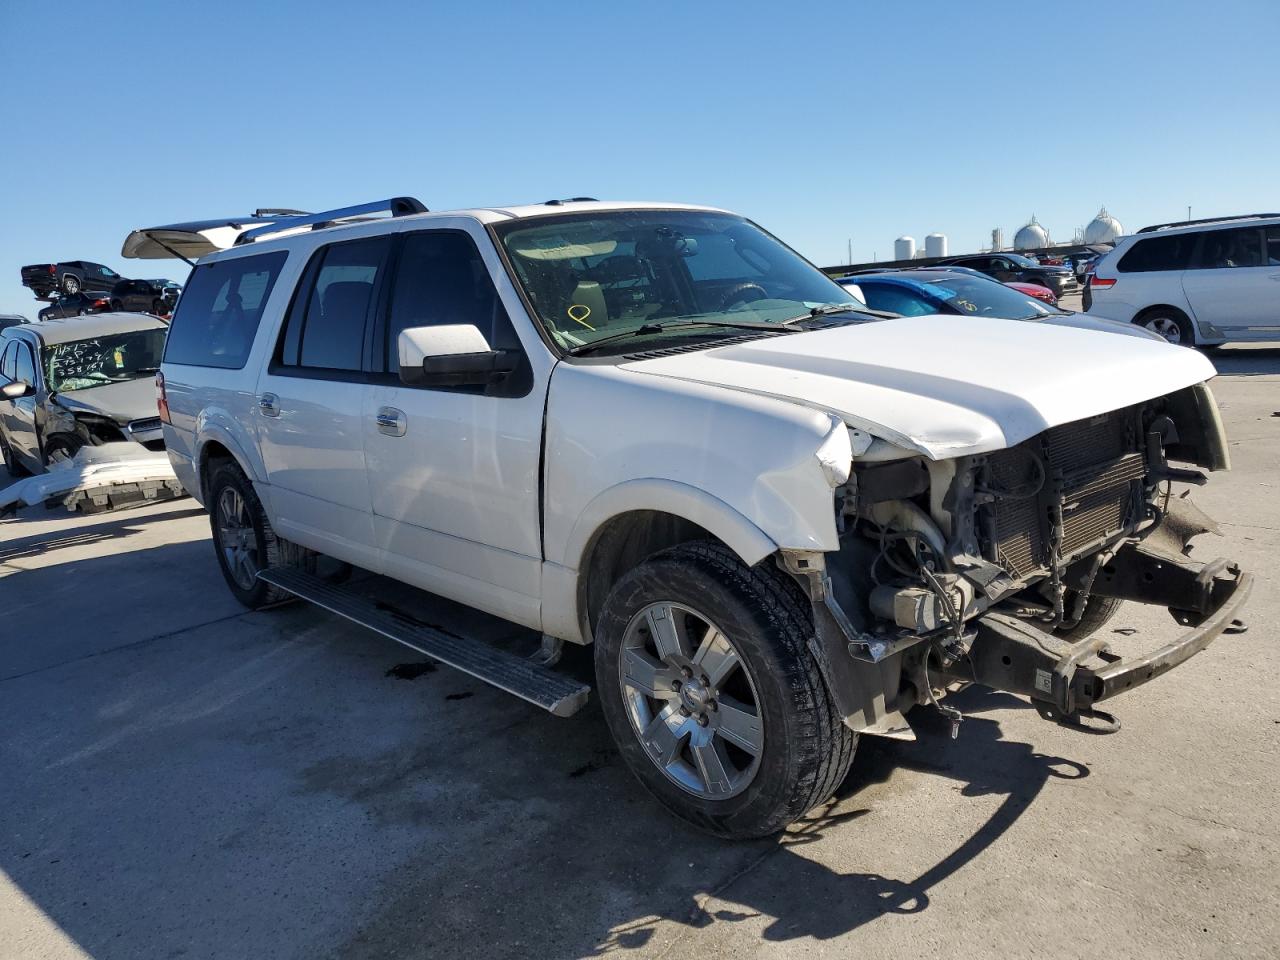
xmin=2 ymin=347 xmax=1277 ymax=960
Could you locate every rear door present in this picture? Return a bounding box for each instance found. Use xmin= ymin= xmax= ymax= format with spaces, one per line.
xmin=1181 ymin=226 xmax=1278 ymax=336
xmin=254 ymin=234 xmax=391 ymax=568
xmin=361 ymin=222 xmax=546 ymax=627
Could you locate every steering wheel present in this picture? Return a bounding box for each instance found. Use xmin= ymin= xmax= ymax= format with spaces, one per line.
xmin=719 ymin=282 xmax=769 ymax=311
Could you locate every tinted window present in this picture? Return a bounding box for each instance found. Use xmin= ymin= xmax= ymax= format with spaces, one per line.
xmin=857 ymin=282 xmax=939 ymax=317
xmin=164 ymin=251 xmax=287 ymax=368
xmin=386 ymin=232 xmax=510 ymax=372
xmin=1118 ymin=234 xmax=1196 ymax=273
xmin=1198 ymin=227 xmax=1263 ymax=269
xmin=1 ymin=341 xmax=16 ymax=381
xmin=1267 ymin=226 xmax=1280 ymax=266
xmin=277 ymin=236 xmax=390 ymax=372
xmin=14 ymin=342 xmax=36 ymax=385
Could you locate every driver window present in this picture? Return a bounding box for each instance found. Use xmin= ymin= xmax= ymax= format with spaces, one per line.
xmin=1 ymin=342 xmax=17 ymax=381
xmin=14 ymin=343 xmax=36 ymax=385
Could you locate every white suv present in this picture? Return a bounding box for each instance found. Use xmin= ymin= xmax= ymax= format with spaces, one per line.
xmin=148 ymin=197 xmax=1250 ymax=838
xmin=1085 ymin=213 xmax=1280 ymax=346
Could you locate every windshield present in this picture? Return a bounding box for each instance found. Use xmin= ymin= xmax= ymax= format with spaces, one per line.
xmin=1005 ymin=253 xmax=1040 ymax=268
xmin=495 ymin=210 xmax=863 ymax=351
xmin=922 ymin=276 xmax=1060 ymax=319
xmin=44 ymin=328 xmax=167 ymax=392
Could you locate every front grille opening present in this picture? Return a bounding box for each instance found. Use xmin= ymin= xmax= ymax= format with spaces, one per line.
xmin=982 ymin=407 xmax=1144 ymax=580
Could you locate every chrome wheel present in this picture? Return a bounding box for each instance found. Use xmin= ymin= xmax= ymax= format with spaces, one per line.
xmin=216 ymin=486 xmax=259 ymax=590
xmin=619 ymin=601 xmax=764 ymax=800
xmin=1144 ymin=315 xmax=1184 ymax=344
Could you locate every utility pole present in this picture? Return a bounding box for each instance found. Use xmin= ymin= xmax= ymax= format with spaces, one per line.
xmin=847 ymin=238 xmax=852 ymax=266
xmin=1187 ymin=205 xmax=1191 ymax=223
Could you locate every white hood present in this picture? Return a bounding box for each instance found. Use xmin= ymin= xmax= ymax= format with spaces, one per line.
xmin=621 ymin=315 xmax=1216 ymax=459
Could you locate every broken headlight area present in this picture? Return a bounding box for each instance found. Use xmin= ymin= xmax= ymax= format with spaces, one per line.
xmin=801 ymin=384 xmax=1250 ymax=737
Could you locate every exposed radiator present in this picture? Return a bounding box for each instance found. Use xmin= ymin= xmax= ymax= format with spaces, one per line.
xmin=985 ymin=409 xmax=1144 ymax=580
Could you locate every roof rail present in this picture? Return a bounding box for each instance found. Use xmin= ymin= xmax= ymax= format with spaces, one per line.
xmin=1137 ymin=213 xmax=1280 ymax=233
xmin=253 ymin=207 xmax=310 ymax=218
xmin=235 ymin=197 xmax=428 ymax=245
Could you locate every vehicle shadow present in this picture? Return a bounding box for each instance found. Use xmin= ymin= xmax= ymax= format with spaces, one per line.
xmin=1209 ymin=345 xmax=1280 ymax=377
xmin=0 ymin=505 xmax=205 ymax=563
xmin=0 ymin=532 xmax=1088 ymax=960
xmin=586 ymin=687 xmax=1087 ymax=953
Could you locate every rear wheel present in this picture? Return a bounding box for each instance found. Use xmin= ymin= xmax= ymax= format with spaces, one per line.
xmin=62 ymin=275 xmax=80 ymax=295
xmin=1135 ymin=308 xmax=1193 ymax=346
xmin=594 ymin=542 xmax=855 ymax=838
xmin=207 ymin=462 xmax=288 ymax=608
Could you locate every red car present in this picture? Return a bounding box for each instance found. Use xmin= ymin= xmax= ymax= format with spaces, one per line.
xmin=1005 ymin=280 xmax=1057 ymax=306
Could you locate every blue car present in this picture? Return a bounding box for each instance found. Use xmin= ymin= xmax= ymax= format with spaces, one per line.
xmin=837 ymin=268 xmax=1062 ymax=320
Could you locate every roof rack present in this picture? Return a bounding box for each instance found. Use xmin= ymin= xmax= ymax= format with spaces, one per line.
xmin=1137 ymin=213 xmax=1280 ymax=233
xmin=235 ymin=197 xmax=428 ymax=245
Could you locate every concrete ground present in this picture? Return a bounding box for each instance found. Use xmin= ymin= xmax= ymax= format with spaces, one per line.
xmin=1 ymin=347 xmax=1277 ymax=960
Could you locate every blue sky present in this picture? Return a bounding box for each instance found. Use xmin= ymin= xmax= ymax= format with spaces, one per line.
xmin=1 ymin=0 xmax=1276 ymax=317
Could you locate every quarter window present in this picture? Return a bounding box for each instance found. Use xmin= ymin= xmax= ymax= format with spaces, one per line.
xmin=165 ymin=251 xmax=288 ymax=369
xmin=1117 ymin=234 xmax=1196 ymax=273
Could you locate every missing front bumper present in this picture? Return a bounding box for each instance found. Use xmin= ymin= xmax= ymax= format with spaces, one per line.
xmin=936 ymin=544 xmax=1252 ymax=729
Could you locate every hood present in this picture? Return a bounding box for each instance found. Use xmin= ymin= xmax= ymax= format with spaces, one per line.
xmin=53 ymin=376 xmax=158 ymax=423
xmin=619 ymin=315 xmax=1215 ymax=460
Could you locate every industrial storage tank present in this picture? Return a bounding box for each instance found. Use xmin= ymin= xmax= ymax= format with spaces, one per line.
xmin=1013 ymin=215 xmax=1050 ymax=250
xmin=925 ymin=233 xmax=948 ymax=258
xmin=894 ymin=236 xmax=916 ymax=260
xmin=1084 ymin=207 xmax=1124 ymax=244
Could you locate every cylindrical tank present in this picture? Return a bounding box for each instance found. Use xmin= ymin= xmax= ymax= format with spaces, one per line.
xmin=894 ymin=236 xmax=916 ymax=261
xmin=925 ymin=233 xmax=948 ymax=258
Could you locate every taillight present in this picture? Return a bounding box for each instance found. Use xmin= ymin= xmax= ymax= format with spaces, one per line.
xmin=1090 ymin=276 xmax=1117 ymax=289
xmin=47 ymin=265 xmax=56 ymax=275
xmin=156 ymin=371 xmax=171 ymax=424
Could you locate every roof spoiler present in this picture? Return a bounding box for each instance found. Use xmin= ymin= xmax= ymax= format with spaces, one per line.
xmin=121 ymin=197 xmax=427 ymax=265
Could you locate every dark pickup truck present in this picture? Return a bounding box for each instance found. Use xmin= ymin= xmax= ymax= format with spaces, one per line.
xmin=21 ymin=261 xmax=124 ymax=300
xmin=937 ymin=253 xmax=1077 ymax=296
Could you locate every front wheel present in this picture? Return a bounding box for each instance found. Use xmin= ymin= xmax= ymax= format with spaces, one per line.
xmin=43 ymin=433 xmax=84 ymax=466
xmin=594 ymin=542 xmax=856 ymax=838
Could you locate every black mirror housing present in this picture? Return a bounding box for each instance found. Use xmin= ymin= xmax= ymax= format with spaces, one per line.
xmin=399 ymin=350 xmax=519 ymax=388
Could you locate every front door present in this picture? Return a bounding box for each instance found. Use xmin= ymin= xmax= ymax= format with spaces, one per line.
xmin=6 ymin=339 xmax=42 ymax=464
xmin=255 ymin=235 xmax=391 ymax=570
xmin=1182 ymin=226 xmax=1280 ymax=337
xmin=362 ymin=224 xmax=547 ymax=628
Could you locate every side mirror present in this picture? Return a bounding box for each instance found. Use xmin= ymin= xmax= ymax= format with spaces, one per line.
xmin=2 ymin=380 xmax=34 ymax=400
xmin=397 ymin=324 xmax=518 ymax=388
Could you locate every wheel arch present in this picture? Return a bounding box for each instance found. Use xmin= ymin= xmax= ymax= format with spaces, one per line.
xmin=194 ymin=426 xmax=261 ymax=505
xmin=551 ymin=480 xmax=780 ymax=645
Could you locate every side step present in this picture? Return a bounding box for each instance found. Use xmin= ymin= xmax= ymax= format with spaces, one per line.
xmin=257 ymin=568 xmax=590 ymax=717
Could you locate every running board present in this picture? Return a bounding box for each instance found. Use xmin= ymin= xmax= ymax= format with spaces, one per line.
xmin=257 ymin=568 xmax=590 ymax=717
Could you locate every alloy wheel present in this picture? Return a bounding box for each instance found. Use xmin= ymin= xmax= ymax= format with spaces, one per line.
xmin=216 ymin=486 xmax=259 ymax=590
xmin=618 ymin=601 xmax=764 ymax=799
xmin=1144 ymin=316 xmax=1184 ymax=344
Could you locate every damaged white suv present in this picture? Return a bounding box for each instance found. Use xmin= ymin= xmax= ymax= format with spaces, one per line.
xmin=149 ymin=198 xmax=1251 ymax=838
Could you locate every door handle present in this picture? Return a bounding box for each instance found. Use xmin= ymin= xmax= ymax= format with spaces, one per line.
xmin=258 ymin=393 xmax=280 ymax=417
xmin=375 ymin=406 xmax=407 ymax=437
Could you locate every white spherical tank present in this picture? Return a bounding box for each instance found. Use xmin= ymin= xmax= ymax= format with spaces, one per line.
xmin=1084 ymin=207 xmax=1124 ymax=244
xmin=894 ymin=236 xmax=916 ymax=260
xmin=925 ymin=233 xmax=948 ymax=258
xmin=1013 ymin=215 xmax=1050 ymax=250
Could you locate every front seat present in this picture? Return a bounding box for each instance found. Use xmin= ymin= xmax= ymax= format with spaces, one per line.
xmin=567 ymin=280 xmax=609 ymax=331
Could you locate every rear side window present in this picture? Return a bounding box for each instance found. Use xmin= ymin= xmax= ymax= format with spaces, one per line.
xmin=1267 ymin=226 xmax=1280 ymax=266
xmin=277 ymin=236 xmax=391 ymax=372
xmin=1197 ymin=227 xmax=1263 ymax=269
xmin=1117 ymin=234 xmax=1196 ymax=273
xmin=164 ymin=252 xmax=287 ymax=368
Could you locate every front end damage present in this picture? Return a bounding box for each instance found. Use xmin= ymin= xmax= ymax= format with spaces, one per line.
xmin=784 ymin=382 xmax=1252 ymax=739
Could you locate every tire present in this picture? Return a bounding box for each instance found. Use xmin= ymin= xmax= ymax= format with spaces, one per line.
xmin=43 ymin=433 xmax=84 ymax=467
xmin=1054 ymin=592 xmax=1124 ymax=640
xmin=594 ymin=541 xmax=856 ymax=839
xmin=151 ymin=299 xmax=166 ymax=316
xmin=206 ymin=462 xmax=289 ymax=608
xmin=111 ymin=300 xmax=124 ymax=312
xmin=62 ymin=275 xmax=80 ymax=295
xmin=1134 ymin=308 xmax=1193 ymax=346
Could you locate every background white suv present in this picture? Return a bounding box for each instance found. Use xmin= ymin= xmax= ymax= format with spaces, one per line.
xmin=1085 ymin=213 xmax=1280 ymax=347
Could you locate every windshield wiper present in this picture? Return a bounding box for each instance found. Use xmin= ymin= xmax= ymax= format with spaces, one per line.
xmin=565 ymin=319 xmax=783 ymax=357
xmin=779 ymin=303 xmax=896 ymax=325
